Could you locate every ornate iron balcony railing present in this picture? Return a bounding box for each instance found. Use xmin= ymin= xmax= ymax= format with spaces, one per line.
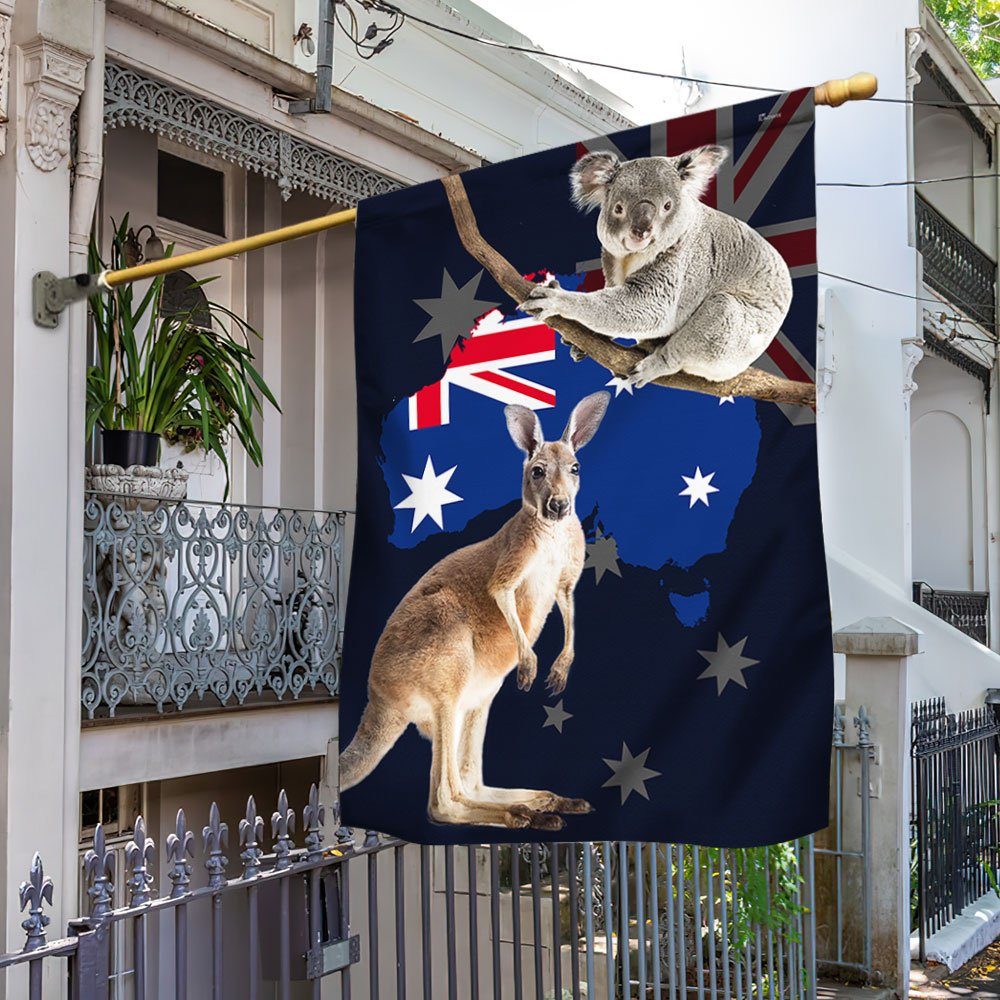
xmin=913 ymin=580 xmax=990 ymax=646
xmin=82 ymin=493 xmax=346 ymax=718
xmin=915 ymin=193 xmax=998 ymax=334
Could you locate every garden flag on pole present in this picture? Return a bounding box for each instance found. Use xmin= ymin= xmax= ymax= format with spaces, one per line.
xmin=341 ymin=89 xmax=832 ymax=846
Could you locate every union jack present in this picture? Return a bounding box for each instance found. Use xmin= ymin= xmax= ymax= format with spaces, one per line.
xmin=409 ymin=309 xmax=555 ymax=430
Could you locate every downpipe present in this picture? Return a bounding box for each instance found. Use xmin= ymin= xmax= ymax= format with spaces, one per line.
xmin=63 ymin=0 xmax=105 ymax=938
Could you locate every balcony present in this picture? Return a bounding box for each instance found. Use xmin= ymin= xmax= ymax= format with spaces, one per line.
xmin=82 ymin=493 xmax=346 ymax=718
xmin=913 ymin=580 xmax=990 ymax=646
xmin=915 ymin=193 xmax=997 ymax=334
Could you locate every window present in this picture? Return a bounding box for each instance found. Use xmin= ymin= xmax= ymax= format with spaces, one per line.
xmin=80 ymin=784 xmax=142 ymax=842
xmin=157 ymin=150 xmax=226 ymax=236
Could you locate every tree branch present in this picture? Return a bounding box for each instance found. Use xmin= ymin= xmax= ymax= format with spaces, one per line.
xmin=441 ymin=173 xmax=816 ymax=409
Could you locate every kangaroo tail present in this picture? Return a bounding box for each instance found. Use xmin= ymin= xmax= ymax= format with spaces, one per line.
xmin=339 ymin=699 xmax=409 ymax=791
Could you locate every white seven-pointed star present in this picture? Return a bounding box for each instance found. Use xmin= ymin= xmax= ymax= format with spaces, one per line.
xmin=394 ymin=456 xmax=462 ymax=532
xmin=697 ymin=633 xmax=760 ymax=695
xmin=602 ymin=743 xmax=662 ymax=804
xmin=606 ymin=375 xmax=634 ymax=397
xmin=719 ymin=395 xmax=735 ymax=405
xmin=679 ymin=467 xmax=719 ymax=508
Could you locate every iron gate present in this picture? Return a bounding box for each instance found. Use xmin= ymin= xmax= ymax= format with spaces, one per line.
xmin=911 ymin=696 xmax=1000 ymax=960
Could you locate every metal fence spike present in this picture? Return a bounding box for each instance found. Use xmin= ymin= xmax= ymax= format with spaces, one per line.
xmin=167 ymin=809 xmax=195 ymax=898
xmin=83 ymin=824 xmax=115 ymax=919
xmin=272 ymin=789 xmax=295 ymax=870
xmin=304 ymin=783 xmax=326 ymax=861
xmin=853 ymin=705 xmax=873 ymax=749
xmin=832 ymin=703 xmax=845 ymax=747
xmin=240 ymin=795 xmax=265 ymax=879
xmin=18 ymin=853 xmax=53 ymax=952
xmin=125 ymin=816 xmax=156 ymax=907
xmin=203 ymin=802 xmax=230 ymax=889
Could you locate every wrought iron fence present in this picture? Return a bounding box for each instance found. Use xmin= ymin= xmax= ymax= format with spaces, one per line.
xmin=82 ymin=492 xmax=346 ymax=717
xmin=0 ymin=786 xmax=821 ymax=998
xmin=915 ymin=193 xmax=998 ymax=333
xmin=913 ymin=581 xmax=990 ymax=646
xmin=911 ymin=696 xmax=1000 ymax=960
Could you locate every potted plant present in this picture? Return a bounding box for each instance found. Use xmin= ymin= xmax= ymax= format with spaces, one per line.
xmin=86 ymin=217 xmax=278 ymax=497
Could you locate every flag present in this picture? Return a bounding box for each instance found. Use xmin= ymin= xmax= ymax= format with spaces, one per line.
xmin=342 ymin=89 xmax=831 ymax=846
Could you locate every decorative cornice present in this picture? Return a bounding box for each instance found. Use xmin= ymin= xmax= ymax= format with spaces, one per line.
xmin=21 ymin=39 xmax=88 ymax=171
xmin=547 ymin=73 xmax=633 ymax=132
xmin=0 ymin=13 xmax=10 ymax=157
xmin=104 ymin=61 xmax=402 ymax=205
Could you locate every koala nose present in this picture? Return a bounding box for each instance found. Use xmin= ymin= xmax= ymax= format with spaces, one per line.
xmin=548 ymin=497 xmax=571 ymax=518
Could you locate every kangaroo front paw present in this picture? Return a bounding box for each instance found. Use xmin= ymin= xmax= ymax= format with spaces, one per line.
xmin=517 ymin=651 xmax=538 ymax=691
xmin=546 ymin=652 xmax=573 ymax=694
xmin=545 ymin=669 xmax=568 ymax=695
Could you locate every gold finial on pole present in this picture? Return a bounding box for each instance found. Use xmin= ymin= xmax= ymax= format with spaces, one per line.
xmin=814 ymin=72 xmax=878 ymax=107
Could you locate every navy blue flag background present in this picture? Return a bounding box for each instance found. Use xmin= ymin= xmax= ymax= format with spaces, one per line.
xmin=342 ymin=90 xmax=832 ymax=846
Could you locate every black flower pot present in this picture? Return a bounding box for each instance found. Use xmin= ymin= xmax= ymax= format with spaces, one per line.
xmin=101 ymin=429 xmax=161 ymax=468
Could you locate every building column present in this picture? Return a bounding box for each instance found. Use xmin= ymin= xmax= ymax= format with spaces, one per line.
xmin=834 ymin=616 xmax=922 ymax=998
xmin=0 ymin=3 xmax=92 ymax=991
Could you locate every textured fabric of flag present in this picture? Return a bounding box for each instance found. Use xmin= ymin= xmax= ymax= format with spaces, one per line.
xmin=342 ymin=90 xmax=831 ymax=846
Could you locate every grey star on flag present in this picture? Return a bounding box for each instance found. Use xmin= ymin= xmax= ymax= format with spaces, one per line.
xmin=413 ymin=269 xmax=499 ymax=360
xmin=696 ymin=633 xmax=760 ymax=695
xmin=585 ymin=531 xmax=622 ymax=585
xmin=542 ymin=699 xmax=573 ymax=733
xmin=602 ymin=743 xmax=661 ymax=804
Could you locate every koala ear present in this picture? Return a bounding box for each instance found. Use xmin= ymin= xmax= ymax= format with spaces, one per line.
xmin=505 ymin=404 xmax=544 ymax=456
xmin=674 ymin=144 xmax=728 ymax=198
xmin=570 ymin=151 xmax=620 ymax=211
xmin=561 ymin=391 xmax=610 ymax=451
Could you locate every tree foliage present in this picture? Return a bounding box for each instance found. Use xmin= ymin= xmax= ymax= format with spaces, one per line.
xmin=928 ymin=0 xmax=1000 ymax=79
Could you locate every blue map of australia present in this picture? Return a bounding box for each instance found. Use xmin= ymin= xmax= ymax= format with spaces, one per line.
xmin=377 ymin=274 xmax=761 ymax=628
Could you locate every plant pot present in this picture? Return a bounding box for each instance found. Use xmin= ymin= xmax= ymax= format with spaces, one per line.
xmin=101 ymin=429 xmax=160 ymax=469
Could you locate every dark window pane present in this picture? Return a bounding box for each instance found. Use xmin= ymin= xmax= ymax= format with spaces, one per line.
xmin=157 ymin=151 xmax=226 ymax=236
xmin=102 ymin=786 xmax=119 ymax=827
xmin=81 ymin=790 xmax=100 ymax=830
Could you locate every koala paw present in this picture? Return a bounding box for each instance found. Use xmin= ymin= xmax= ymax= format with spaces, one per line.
xmin=518 ymin=282 xmax=571 ymax=322
xmin=627 ymin=352 xmax=672 ymax=389
xmin=516 ymin=650 xmax=538 ymax=691
xmin=561 ymin=337 xmax=586 ymax=363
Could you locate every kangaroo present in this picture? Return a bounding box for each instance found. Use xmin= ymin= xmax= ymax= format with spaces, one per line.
xmin=340 ymin=391 xmax=611 ymax=830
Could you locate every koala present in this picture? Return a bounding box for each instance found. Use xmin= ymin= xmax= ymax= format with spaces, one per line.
xmin=518 ymin=145 xmax=793 ymax=387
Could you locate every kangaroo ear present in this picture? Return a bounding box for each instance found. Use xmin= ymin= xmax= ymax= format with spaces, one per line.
xmin=562 ymin=391 xmax=610 ymax=451
xmin=505 ymin=404 xmax=544 ymax=456
xmin=570 ymin=151 xmax=620 ymax=211
xmin=674 ymin=144 xmax=727 ymax=199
